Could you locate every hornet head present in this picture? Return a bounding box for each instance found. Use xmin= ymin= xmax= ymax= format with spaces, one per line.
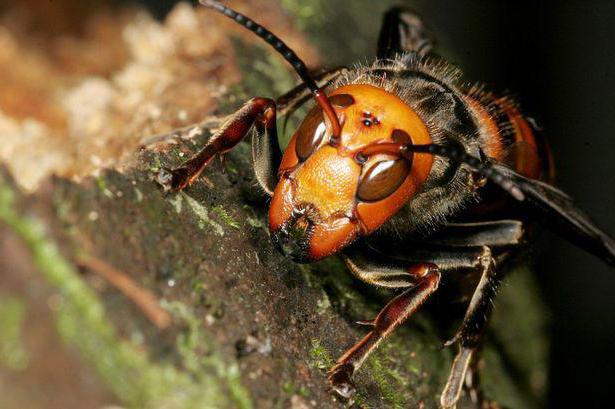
xmin=269 ymin=84 xmax=434 ymax=262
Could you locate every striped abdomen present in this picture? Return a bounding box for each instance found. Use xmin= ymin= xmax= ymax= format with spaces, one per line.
xmin=464 ymin=89 xmax=555 ymax=182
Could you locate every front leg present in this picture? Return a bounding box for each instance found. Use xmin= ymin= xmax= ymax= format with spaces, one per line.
xmin=328 ymin=263 xmax=441 ymax=398
xmin=155 ymin=97 xmax=280 ymax=195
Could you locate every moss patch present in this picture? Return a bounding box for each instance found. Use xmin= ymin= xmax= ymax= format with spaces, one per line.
xmin=161 ymin=300 xmax=252 ymax=409
xmin=0 ymin=296 xmax=28 ymax=371
xmin=181 ymin=192 xmax=225 ymax=235
xmin=308 ymin=339 xmax=335 ymax=371
xmin=212 ymin=205 xmax=241 ymax=230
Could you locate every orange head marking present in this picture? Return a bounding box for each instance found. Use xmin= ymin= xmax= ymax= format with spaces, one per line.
xmin=270 ymin=84 xmax=433 ymax=262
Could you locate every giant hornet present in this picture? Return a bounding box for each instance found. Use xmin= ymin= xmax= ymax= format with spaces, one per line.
xmin=155 ymin=1 xmax=615 ymax=407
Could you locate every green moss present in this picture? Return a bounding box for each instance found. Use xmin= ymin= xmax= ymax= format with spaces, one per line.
xmin=161 ymin=300 xmax=253 ymax=409
xmin=246 ymin=215 xmax=263 ymax=229
xmin=282 ymin=381 xmax=310 ymax=397
xmin=191 ymin=280 xmax=206 ymax=297
xmin=95 ymin=175 xmax=114 ymax=198
xmin=147 ymin=153 xmax=164 ymax=173
xmin=0 ymin=296 xmax=29 ymax=371
xmin=212 ymin=205 xmax=241 ymax=229
xmin=315 ymin=292 xmax=331 ymax=314
xmin=0 ymin=175 xmax=252 ymax=409
xmin=308 ymin=339 xmax=334 ymax=371
xmin=181 ymin=192 xmax=225 ymax=235
xmin=224 ymin=161 xmax=239 ymax=175
xmin=360 ymin=337 xmax=431 ymax=408
xmin=364 ymin=355 xmax=406 ymax=409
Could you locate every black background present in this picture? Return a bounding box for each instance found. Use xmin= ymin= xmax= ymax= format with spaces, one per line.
xmin=93 ymin=1 xmax=615 ymax=407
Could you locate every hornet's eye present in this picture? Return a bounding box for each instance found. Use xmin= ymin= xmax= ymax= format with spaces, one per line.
xmin=357 ymin=158 xmax=412 ymax=202
xmin=295 ymin=94 xmax=354 ymax=161
xmin=296 ymin=107 xmax=326 ymax=161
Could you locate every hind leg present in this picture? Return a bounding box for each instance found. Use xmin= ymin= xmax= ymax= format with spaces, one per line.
xmin=441 ymin=250 xmax=502 ymax=409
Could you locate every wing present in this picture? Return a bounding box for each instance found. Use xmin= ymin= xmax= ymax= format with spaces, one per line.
xmin=377 ymin=7 xmax=434 ymax=60
xmin=494 ymin=164 xmax=615 ymax=266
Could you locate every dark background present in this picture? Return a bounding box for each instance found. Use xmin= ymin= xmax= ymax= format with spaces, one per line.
xmin=92 ymin=0 xmax=615 ymax=407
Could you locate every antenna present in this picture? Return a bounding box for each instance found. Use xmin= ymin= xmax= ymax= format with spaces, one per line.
xmin=199 ymin=0 xmax=341 ymax=137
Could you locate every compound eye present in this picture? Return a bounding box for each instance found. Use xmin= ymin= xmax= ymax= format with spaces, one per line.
xmin=357 ymin=158 xmax=412 ymax=202
xmin=296 ymin=107 xmax=327 ymax=161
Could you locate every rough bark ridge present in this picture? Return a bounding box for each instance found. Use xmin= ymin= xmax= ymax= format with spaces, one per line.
xmin=0 ymin=1 xmax=547 ymax=408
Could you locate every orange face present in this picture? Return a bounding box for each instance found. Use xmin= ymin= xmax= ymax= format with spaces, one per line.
xmin=269 ymin=84 xmax=433 ymax=262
